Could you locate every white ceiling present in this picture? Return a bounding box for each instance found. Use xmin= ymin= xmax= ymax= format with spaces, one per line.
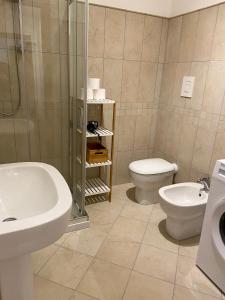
xmin=90 ymin=0 xmax=225 ymax=17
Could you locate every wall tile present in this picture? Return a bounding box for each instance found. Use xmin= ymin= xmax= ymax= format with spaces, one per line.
xmin=35 ymin=52 xmax=61 ymax=103
xmin=38 ymin=109 xmax=62 ymax=160
xmin=185 ymin=62 xmax=209 ymax=111
xmin=172 ymin=63 xmax=191 ymax=108
xmin=134 ymin=110 xmax=152 ymax=150
xmin=0 ymin=0 xmax=6 ymax=49
xmin=124 ymin=12 xmax=145 ymax=61
xmin=154 ymin=64 xmax=163 ymax=106
xmin=60 ymin=20 xmax=68 ymax=54
xmin=178 ymin=12 xmax=199 ymax=62
xmin=210 ymin=120 xmax=225 ymax=174
xmin=194 ymin=6 xmax=218 ymax=61
xmin=138 ymin=62 xmax=158 ymax=103
xmin=166 ymin=16 xmax=182 ymax=63
xmin=33 ymin=0 xmax=60 ymax=53
xmin=59 ymin=0 xmax=68 ymax=21
xmin=177 ymin=111 xmax=199 ymax=166
xmin=60 ymin=54 xmax=69 ymax=101
xmin=116 ymin=151 xmax=133 ymax=184
xmin=104 ymin=9 xmax=125 ymax=59
xmin=159 ymin=19 xmax=168 ymax=63
xmin=164 ymin=108 xmax=184 ymax=161
xmin=117 ymin=114 xmax=136 ymax=152
xmin=88 ymin=57 xmax=104 ymax=83
xmin=0 ymin=49 xmax=11 ymax=102
xmin=89 ymin=5 xmax=105 ymax=57
xmin=191 ymin=113 xmax=219 ymax=175
xmin=202 ymin=61 xmax=225 ymax=114
xmin=142 ymin=16 xmax=162 ymax=62
xmin=103 ymin=59 xmax=123 ymax=101
xmin=0 ymin=118 xmax=16 ymax=163
xmin=159 ymin=63 xmax=176 ymax=107
xmin=211 ymin=3 xmax=225 ymax=60
xmin=121 ymin=60 xmax=141 ymax=102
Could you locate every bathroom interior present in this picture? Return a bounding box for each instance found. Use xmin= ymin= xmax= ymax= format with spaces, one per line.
xmin=1 ymin=0 xmax=225 ymax=299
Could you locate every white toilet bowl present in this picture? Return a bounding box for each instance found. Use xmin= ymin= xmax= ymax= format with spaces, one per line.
xmin=159 ymin=182 xmax=208 ymax=240
xmin=129 ymin=158 xmax=178 ymax=205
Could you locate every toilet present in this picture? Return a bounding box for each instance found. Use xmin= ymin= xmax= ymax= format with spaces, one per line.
xmin=129 ymin=158 xmax=178 ymax=205
xmin=159 ymin=182 xmax=208 ymax=240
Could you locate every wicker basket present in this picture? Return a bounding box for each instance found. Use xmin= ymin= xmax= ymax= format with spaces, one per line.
xmin=87 ymin=143 xmax=108 ymax=163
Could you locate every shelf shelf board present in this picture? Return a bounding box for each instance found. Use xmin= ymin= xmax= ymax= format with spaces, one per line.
xmin=86 ymin=194 xmax=108 ymax=205
xmin=77 ymin=157 xmax=112 ymax=168
xmin=87 ymin=99 xmax=115 ymax=104
xmin=86 ymin=160 xmax=112 ymax=168
xmin=84 ymin=178 xmax=110 ymax=197
xmin=86 ymin=126 xmax=113 ymax=137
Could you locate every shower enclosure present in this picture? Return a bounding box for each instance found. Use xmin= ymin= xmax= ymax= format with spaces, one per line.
xmin=0 ymin=0 xmax=90 ymax=229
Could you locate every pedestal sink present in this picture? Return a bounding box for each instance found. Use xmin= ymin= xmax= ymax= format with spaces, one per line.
xmin=0 ymin=162 xmax=72 ymax=300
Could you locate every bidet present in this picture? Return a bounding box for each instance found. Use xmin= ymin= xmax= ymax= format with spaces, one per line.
xmin=0 ymin=162 xmax=72 ymax=300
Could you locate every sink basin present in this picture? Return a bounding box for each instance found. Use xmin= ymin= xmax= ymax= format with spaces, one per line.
xmin=0 ymin=162 xmax=72 ymax=300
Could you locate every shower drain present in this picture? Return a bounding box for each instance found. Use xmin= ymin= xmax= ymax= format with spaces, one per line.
xmin=2 ymin=217 xmax=17 ymax=222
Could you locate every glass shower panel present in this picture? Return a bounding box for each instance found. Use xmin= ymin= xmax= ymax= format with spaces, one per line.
xmin=0 ymin=0 xmax=70 ymax=185
xmin=0 ymin=0 xmax=30 ymax=164
xmin=69 ymin=0 xmax=88 ymax=215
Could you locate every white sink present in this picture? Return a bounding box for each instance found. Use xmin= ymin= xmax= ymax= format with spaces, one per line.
xmin=0 ymin=162 xmax=72 ymax=300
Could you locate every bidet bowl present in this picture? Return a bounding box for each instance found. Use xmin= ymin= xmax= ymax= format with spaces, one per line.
xmin=0 ymin=162 xmax=72 ymax=300
xmin=159 ymin=182 xmax=208 ymax=240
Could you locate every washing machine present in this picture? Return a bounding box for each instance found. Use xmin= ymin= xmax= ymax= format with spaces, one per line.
xmin=197 ymin=159 xmax=225 ymax=293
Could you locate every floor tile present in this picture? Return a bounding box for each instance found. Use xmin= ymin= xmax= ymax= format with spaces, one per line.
xmin=32 ymin=244 xmax=58 ymax=274
xmin=62 ymin=228 xmax=107 ymax=256
xmin=39 ymin=247 xmax=93 ymax=289
xmin=77 ymin=258 xmax=131 ymax=300
xmin=173 ymin=285 xmax=221 ymax=300
xmin=175 ymin=255 xmax=221 ymax=298
xmin=134 ymin=244 xmax=177 ymax=283
xmin=143 ymin=221 xmax=179 ymax=254
xmin=120 ymin=202 xmax=153 ymax=222
xmin=178 ymin=236 xmax=200 ymax=259
xmin=149 ymin=205 xmax=167 ymax=225
xmin=70 ymin=291 xmax=98 ymax=300
xmin=88 ymin=197 xmax=124 ymax=214
xmin=86 ymin=207 xmax=119 ymax=227
xmin=107 ymin=216 xmax=147 ymax=243
xmin=96 ymin=240 xmax=140 ymax=268
xmin=123 ymin=271 xmax=174 ymax=300
xmin=34 ymin=276 xmax=74 ymax=300
xmin=55 ymin=233 xmax=71 ymax=246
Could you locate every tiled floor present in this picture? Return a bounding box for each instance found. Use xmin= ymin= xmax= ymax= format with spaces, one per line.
xmin=33 ymin=183 xmax=224 ymax=300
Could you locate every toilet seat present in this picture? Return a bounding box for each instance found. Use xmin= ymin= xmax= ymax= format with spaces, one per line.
xmin=129 ymin=158 xmax=177 ymax=175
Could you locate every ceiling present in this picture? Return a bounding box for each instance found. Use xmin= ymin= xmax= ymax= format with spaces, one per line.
xmin=90 ymin=0 xmax=225 ymax=17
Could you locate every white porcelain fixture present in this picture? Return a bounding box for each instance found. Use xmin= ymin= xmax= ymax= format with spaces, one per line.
xmin=129 ymin=158 xmax=178 ymax=205
xmin=0 ymin=162 xmax=72 ymax=300
xmin=197 ymin=160 xmax=225 ymax=293
xmin=159 ymin=182 xmax=208 ymax=240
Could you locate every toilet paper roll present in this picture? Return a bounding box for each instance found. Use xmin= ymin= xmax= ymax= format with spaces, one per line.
xmin=80 ymin=88 xmax=94 ymax=100
xmin=88 ymin=78 xmax=100 ymax=90
xmin=93 ymin=88 xmax=106 ymax=100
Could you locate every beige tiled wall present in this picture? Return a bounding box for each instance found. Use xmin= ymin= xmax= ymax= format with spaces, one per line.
xmin=0 ymin=0 xmax=70 ymax=182
xmin=154 ymin=3 xmax=225 ymax=182
xmin=88 ymin=5 xmax=168 ymax=184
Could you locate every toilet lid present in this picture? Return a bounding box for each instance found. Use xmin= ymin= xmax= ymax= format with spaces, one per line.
xmin=129 ymin=158 xmax=176 ymax=175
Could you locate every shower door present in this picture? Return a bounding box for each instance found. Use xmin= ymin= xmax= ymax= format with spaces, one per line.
xmin=69 ymin=0 xmax=89 ymax=216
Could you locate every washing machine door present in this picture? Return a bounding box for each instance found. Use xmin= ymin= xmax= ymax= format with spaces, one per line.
xmin=212 ymin=198 xmax=225 ymax=260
